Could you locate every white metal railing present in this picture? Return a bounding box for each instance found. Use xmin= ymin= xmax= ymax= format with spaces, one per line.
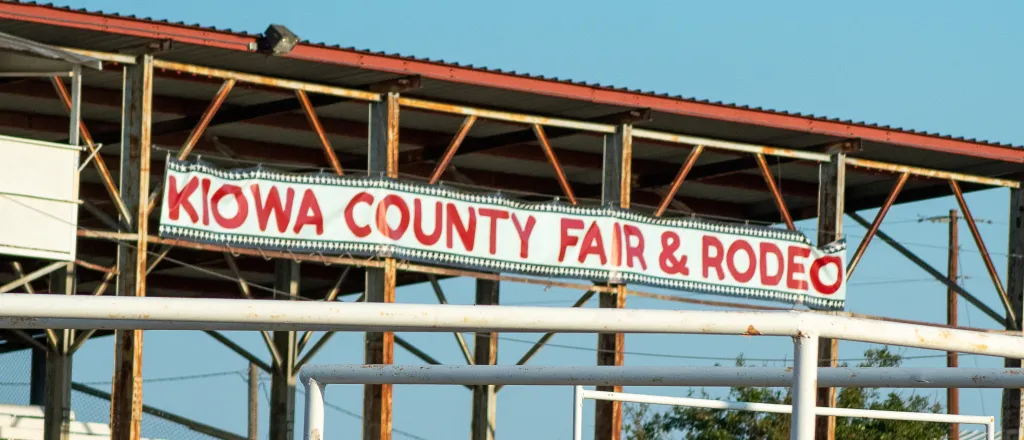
xmin=573 ymin=387 xmax=995 ymax=440
xmin=0 ymin=294 xmax=1020 ymax=440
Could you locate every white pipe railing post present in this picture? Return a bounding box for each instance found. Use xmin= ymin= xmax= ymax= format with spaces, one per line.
xmin=572 ymin=386 xmax=584 ymax=440
xmin=304 ymin=377 xmax=326 ymax=440
xmin=986 ymin=421 xmax=995 ymax=440
xmin=791 ymin=333 xmax=818 ymax=440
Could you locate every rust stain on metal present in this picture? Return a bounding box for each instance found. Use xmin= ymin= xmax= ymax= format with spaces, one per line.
xmin=656 ymin=145 xmax=704 ymax=217
xmin=754 ymin=153 xmax=795 ymax=230
xmin=532 ymin=124 xmax=578 ymax=204
xmin=744 ymin=325 xmax=762 ymax=336
xmin=429 ymin=115 xmax=477 ymax=184
xmin=179 ymin=78 xmax=235 ymax=160
xmin=296 ymin=89 xmax=345 ymax=176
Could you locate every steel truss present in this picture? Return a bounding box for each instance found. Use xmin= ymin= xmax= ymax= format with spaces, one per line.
xmin=0 ymin=43 xmax=1019 ymax=440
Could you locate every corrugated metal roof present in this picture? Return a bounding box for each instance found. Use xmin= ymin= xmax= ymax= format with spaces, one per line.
xmin=1 ymin=0 xmax=1019 ymax=151
xmin=0 ymin=26 xmax=100 ymax=69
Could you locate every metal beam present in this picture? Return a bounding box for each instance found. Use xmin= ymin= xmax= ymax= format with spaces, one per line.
xmin=596 ymin=124 xmax=630 ymax=440
xmin=111 ymin=54 xmax=153 ymax=440
xmin=269 ymin=260 xmax=299 ymax=440
xmin=44 ymin=265 xmax=74 ymax=440
xmin=471 ymin=279 xmax=499 ymax=440
xmin=0 ymin=261 xmax=65 ymax=294
xmin=1003 ymin=182 xmax=1024 ymax=440
xmin=815 ymin=153 xmax=844 ymax=440
xmin=848 ymin=212 xmax=1005 ymax=325
xmin=427 ymin=275 xmax=474 ymax=365
xmin=364 ymin=92 xmax=399 ymax=440
xmin=204 ymin=331 xmax=272 ymax=373
xmin=73 ymin=382 xmax=246 ymax=440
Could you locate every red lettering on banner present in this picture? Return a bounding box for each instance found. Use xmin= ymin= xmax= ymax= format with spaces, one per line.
xmin=623 ymin=225 xmax=646 ymax=270
xmin=578 ymin=221 xmax=607 ymax=265
xmin=759 ymin=243 xmax=784 ymax=286
xmin=345 ymin=192 xmax=374 ymax=238
xmin=251 ymin=185 xmax=294 ymax=233
xmin=559 ymin=218 xmax=585 ymax=262
xmin=167 ymin=175 xmax=199 ymax=222
xmin=702 ymin=235 xmax=725 ymax=280
xmin=659 ymin=232 xmax=688 ymax=275
xmin=479 ymin=208 xmax=509 ymax=255
xmin=293 ymin=189 xmax=323 ymax=235
xmin=611 ymin=222 xmax=622 ymax=267
xmin=512 ymin=213 xmax=536 ymax=258
xmin=786 ymin=245 xmax=810 ymax=291
xmin=726 ymin=239 xmax=756 ymax=283
xmin=201 ymin=178 xmax=211 ymax=226
xmin=446 ymin=205 xmax=476 ymax=251
xmin=211 ymin=184 xmax=247 ymax=229
xmin=810 ymin=256 xmax=843 ymax=295
xmin=376 ymin=194 xmax=409 ymax=240
xmin=414 ymin=200 xmax=443 ymax=246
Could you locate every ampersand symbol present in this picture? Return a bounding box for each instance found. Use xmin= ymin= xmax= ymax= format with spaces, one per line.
xmin=659 ymin=231 xmax=689 ymax=275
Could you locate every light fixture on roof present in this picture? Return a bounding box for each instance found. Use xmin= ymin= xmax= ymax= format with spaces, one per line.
xmin=256 ymin=24 xmax=299 ymax=55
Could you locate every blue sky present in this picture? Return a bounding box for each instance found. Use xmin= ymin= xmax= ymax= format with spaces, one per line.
xmin=23 ymin=0 xmax=1024 ymax=438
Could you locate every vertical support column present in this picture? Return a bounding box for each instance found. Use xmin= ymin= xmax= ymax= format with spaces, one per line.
xmin=30 ymin=347 xmax=45 ymax=405
xmin=111 ymin=54 xmax=153 ymax=440
xmin=814 ymin=153 xmax=844 ymax=440
xmin=947 ymin=209 xmax=960 ymax=440
xmin=1003 ymin=184 xmax=1024 ymax=440
xmin=792 ymin=333 xmax=820 ymax=440
xmin=44 ymin=265 xmax=74 ymax=440
xmin=270 ymin=261 xmax=299 ymax=440
xmin=596 ymin=124 xmax=631 ymax=440
xmin=364 ymin=92 xmax=399 ymax=440
xmin=472 ymin=279 xmax=499 ymax=440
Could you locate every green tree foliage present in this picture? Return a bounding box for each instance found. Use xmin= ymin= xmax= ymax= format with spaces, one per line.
xmin=623 ymin=347 xmax=947 ymax=440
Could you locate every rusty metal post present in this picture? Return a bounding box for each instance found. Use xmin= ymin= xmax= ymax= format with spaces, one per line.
xmin=595 ymin=124 xmax=631 ymax=440
xmin=364 ymin=93 xmax=399 ymax=440
xmin=269 ymin=260 xmax=299 ymax=440
xmin=948 ymin=209 xmax=960 ymax=440
xmin=44 ymin=264 xmax=74 ymax=440
xmin=1003 ymin=184 xmax=1024 ymax=440
xmin=471 ymin=279 xmax=499 ymax=440
xmin=111 ymin=54 xmax=153 ymax=440
xmin=814 ymin=153 xmax=844 ymax=440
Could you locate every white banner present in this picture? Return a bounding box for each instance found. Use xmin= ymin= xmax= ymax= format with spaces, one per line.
xmin=159 ymin=160 xmax=847 ymax=309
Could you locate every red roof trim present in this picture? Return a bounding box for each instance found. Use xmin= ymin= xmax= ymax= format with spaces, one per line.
xmin=1 ymin=1 xmax=1022 ymax=164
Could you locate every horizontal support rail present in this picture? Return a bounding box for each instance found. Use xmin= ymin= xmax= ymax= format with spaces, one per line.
xmin=151 ymin=59 xmax=381 ymax=101
xmin=299 ymin=365 xmax=1024 ymax=389
xmin=582 ymin=389 xmax=994 ymax=426
xmin=0 ymin=295 xmax=1021 ymax=358
xmin=397 ymin=97 xmax=616 ymax=133
xmin=846 ymin=157 xmax=1020 ymax=188
xmin=632 ymin=129 xmax=833 ymax=162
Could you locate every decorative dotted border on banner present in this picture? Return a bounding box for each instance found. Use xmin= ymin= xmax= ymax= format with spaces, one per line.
xmin=161 ymin=159 xmax=847 ymax=311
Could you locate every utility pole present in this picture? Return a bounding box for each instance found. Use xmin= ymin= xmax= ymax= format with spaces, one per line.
xmin=921 ymin=209 xmax=980 ymax=440
xmin=249 ymin=363 xmax=258 ymax=440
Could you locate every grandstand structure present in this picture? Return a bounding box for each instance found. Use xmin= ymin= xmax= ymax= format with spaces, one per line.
xmin=0 ymin=2 xmax=1021 ymax=439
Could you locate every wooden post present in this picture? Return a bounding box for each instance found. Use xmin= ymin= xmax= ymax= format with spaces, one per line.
xmin=815 ymin=152 xmax=844 ymax=440
xmin=471 ymin=279 xmax=499 ymax=440
xmin=30 ymin=346 xmax=45 ymax=405
xmin=1003 ymin=185 xmax=1024 ymax=440
xmin=44 ymin=265 xmax=74 ymax=440
xmin=269 ymin=261 xmax=299 ymax=440
xmin=363 ymin=92 xmax=399 ymax=440
xmin=595 ymin=124 xmax=631 ymax=440
xmin=111 ymin=54 xmax=153 ymax=440
xmin=947 ymin=209 xmax=960 ymax=440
